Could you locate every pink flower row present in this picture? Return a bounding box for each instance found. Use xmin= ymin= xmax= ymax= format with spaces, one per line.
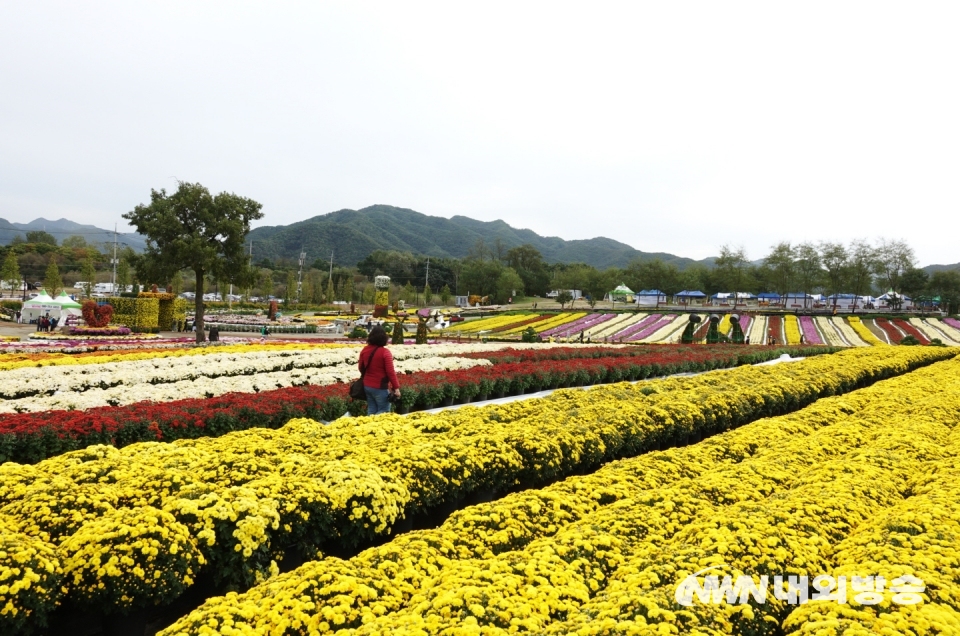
xmin=798 ymin=315 xmax=824 ymax=345
xmin=610 ymin=314 xmax=661 ymax=340
xmin=626 ymin=315 xmax=678 ymax=342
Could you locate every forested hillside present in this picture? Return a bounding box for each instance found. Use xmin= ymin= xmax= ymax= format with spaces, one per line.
xmin=245 ymin=204 xmax=710 ymax=269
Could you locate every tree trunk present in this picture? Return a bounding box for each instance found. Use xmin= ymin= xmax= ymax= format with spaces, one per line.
xmin=195 ymin=270 xmax=206 ymax=343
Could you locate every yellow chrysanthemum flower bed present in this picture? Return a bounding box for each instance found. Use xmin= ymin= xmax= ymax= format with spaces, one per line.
xmin=58 ymin=506 xmax=205 ymax=613
xmin=442 ymin=313 xmax=536 ymax=333
xmin=162 ymin=353 xmax=960 ymax=635
xmin=0 ymin=515 xmax=62 ymax=635
xmin=848 ymin=315 xmax=886 ymax=346
xmin=532 ymin=312 xmax=588 ymax=333
xmin=0 ymin=348 xmax=951 ymax=630
xmin=784 ymin=314 xmax=802 ymax=344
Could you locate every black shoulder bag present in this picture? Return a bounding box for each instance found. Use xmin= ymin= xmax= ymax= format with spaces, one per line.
xmin=349 ymin=346 xmax=379 ymax=400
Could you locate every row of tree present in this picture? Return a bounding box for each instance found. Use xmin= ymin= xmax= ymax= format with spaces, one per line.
xmin=354 ymin=238 xmax=960 ymax=312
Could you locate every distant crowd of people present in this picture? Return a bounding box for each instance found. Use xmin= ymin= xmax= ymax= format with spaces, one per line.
xmin=36 ymin=315 xmax=58 ymax=332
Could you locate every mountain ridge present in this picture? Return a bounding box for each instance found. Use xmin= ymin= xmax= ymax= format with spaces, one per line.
xmin=0 ymin=217 xmax=147 ymax=251
xmin=244 ymin=204 xmax=716 ymax=270
xmin=2 ymin=206 xmax=957 ymax=275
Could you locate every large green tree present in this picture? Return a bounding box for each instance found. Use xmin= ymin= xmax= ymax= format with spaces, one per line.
xmin=847 ymin=239 xmax=876 ymax=311
xmin=80 ymin=258 xmax=96 ymax=298
xmin=928 ymin=270 xmax=960 ymax=315
xmin=794 ymin=242 xmax=822 ymax=308
xmin=2 ymin=251 xmax=21 ymax=296
xmin=899 ymin=267 xmax=929 ymax=300
xmin=493 ymin=267 xmax=524 ymax=304
xmin=762 ymin=242 xmax=795 ymax=297
xmin=819 ymin=242 xmax=848 ymax=304
xmin=714 ymin=245 xmax=748 ymax=308
xmin=873 ymin=239 xmax=916 ymax=294
xmin=506 ymin=244 xmax=550 ymax=296
xmin=123 ymin=182 xmax=263 ymax=342
xmin=44 ymin=259 xmax=64 ymax=297
xmin=26 ymin=230 xmax=57 ymax=246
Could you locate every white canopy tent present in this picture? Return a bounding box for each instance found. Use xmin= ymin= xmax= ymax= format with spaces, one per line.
xmin=21 ymin=290 xmax=60 ymax=323
xmin=21 ymin=290 xmax=83 ymax=324
xmin=53 ymin=291 xmax=83 ymax=322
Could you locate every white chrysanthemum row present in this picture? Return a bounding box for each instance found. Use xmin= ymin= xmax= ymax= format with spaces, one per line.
xmin=0 ymin=342 xmax=574 ymax=400
xmin=0 ymin=356 xmax=492 ymax=414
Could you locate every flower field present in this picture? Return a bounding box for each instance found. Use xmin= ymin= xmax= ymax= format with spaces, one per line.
xmin=1 ymin=321 xmax=958 ymax=635
xmin=142 ymin=347 xmax=957 ymax=635
xmin=0 ymin=344 xmax=954 ymax=634
xmin=443 ymin=312 xmax=960 ymax=348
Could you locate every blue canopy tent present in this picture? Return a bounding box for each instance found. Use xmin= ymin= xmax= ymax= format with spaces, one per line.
xmin=877 ymin=291 xmax=911 ymax=309
xmin=635 ymin=289 xmax=667 ymax=307
xmin=674 ymin=290 xmax=707 ymax=305
xmin=825 ymin=293 xmax=859 ymax=310
xmin=782 ymin=292 xmax=813 ymax=308
xmin=710 ymin=292 xmax=754 ymax=306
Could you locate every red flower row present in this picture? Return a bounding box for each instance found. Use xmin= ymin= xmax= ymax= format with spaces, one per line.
xmin=891 ymin=318 xmax=930 ymax=344
xmin=875 ymin=318 xmax=904 ymax=344
xmin=767 ymin=315 xmax=783 ymax=344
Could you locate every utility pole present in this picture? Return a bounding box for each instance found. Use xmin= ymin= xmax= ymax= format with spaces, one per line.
xmin=111 ymin=224 xmax=118 ymax=294
xmin=328 ymin=251 xmax=334 ymax=285
xmin=425 ymin=257 xmax=430 ymax=290
xmin=297 ymin=248 xmax=307 ymax=303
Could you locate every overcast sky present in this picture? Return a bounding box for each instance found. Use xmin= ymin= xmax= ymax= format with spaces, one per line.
xmin=2 ymin=2 xmax=958 ymax=265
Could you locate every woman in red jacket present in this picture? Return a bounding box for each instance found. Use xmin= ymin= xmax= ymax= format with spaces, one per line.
xmin=358 ymin=325 xmax=401 ymax=415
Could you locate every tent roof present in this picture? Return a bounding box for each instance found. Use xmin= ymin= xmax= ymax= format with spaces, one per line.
xmin=610 ymin=284 xmax=635 ymax=294
xmin=636 ymin=289 xmax=665 ymax=296
xmin=878 ymin=291 xmax=911 ymax=300
xmin=675 ymin=290 xmax=706 ymax=297
xmin=23 ymin=290 xmax=55 ymax=306
xmin=711 ymin=292 xmax=754 ymax=299
xmin=757 ymin=292 xmax=781 ymax=299
xmin=53 ymin=291 xmax=82 ymax=308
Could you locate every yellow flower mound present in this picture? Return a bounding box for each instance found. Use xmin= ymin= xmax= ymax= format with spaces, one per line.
xmin=155 ymin=348 xmax=955 ymax=635
xmin=58 ymin=506 xmax=205 ymax=613
xmin=717 ymin=314 xmax=732 ymax=336
xmin=0 ymin=515 xmax=62 ymax=635
xmin=848 ymin=316 xmax=885 ymax=346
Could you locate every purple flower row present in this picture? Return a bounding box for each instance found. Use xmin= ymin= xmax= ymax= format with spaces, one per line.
xmin=944 ymin=318 xmax=960 ymax=330
xmin=542 ymin=313 xmax=608 ymax=337
xmin=736 ymin=315 xmax=752 ymax=336
xmin=610 ymin=314 xmax=661 ymax=340
xmin=66 ymin=326 xmax=132 ymax=336
xmin=551 ymin=313 xmax=616 ymax=338
xmin=798 ymin=315 xmax=823 ymax=345
xmin=627 ymin=315 xmax=678 ymax=342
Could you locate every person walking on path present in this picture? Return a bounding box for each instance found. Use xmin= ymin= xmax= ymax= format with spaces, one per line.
xmin=260 ymin=324 xmax=268 ymax=343
xmin=358 ymin=325 xmax=401 ymax=415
